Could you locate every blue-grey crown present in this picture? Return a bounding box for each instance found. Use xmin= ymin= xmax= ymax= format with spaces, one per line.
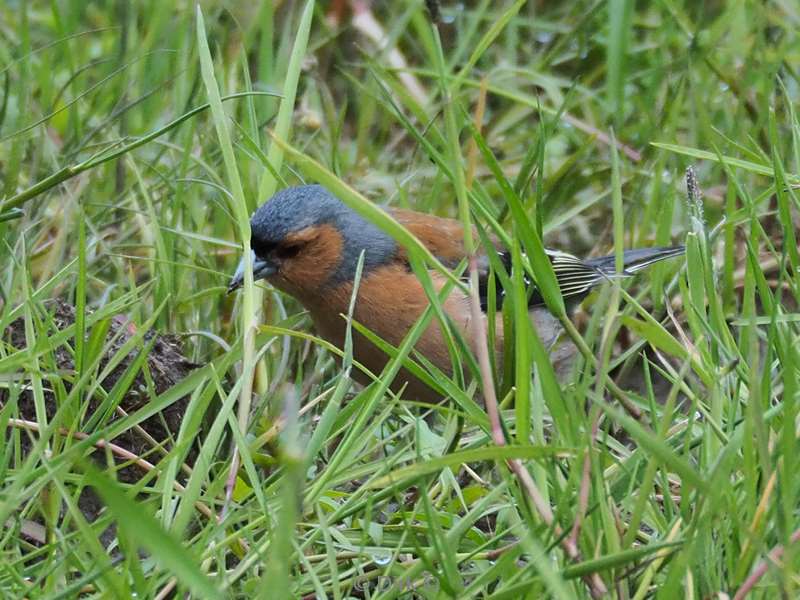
xmin=250 ymin=184 xmax=398 ymax=285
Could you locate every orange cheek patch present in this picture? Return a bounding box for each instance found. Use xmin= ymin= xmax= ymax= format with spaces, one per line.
xmin=279 ymin=224 xmax=344 ymax=289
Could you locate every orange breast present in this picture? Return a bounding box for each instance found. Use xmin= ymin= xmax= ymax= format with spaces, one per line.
xmin=304 ymin=264 xmax=503 ymax=402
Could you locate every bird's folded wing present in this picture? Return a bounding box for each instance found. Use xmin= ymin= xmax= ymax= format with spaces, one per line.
xmin=388 ymin=208 xmax=491 ymax=267
xmin=387 ymin=208 xmax=603 ymax=309
xmin=387 ymin=208 xmax=682 ymax=313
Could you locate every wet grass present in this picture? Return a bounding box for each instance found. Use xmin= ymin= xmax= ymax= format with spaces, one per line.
xmin=1 ymin=1 xmax=799 ymax=598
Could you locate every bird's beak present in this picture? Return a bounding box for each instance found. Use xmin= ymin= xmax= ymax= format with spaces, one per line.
xmin=227 ymin=251 xmax=277 ymax=294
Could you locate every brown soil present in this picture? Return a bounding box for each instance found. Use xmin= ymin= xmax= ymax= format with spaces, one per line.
xmin=2 ymin=299 xmax=198 ymax=543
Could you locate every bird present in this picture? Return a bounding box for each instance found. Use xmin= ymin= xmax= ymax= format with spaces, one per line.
xmin=228 ymin=184 xmax=684 ymax=403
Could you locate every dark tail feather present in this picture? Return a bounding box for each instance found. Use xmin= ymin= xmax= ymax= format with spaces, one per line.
xmin=584 ymin=245 xmax=685 ymax=276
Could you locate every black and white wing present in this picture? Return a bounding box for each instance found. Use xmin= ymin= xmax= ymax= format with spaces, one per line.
xmin=478 ymin=245 xmax=684 ymax=311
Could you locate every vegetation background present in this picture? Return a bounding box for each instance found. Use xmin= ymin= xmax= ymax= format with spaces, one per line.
xmin=1 ymin=0 xmax=799 ymax=598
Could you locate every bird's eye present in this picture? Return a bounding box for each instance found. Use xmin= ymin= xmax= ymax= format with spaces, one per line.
xmin=275 ymin=242 xmax=303 ymax=260
xmin=252 ymin=240 xmax=276 ymax=258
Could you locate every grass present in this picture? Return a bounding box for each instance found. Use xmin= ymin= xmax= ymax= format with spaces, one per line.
xmin=1 ymin=1 xmax=799 ymax=598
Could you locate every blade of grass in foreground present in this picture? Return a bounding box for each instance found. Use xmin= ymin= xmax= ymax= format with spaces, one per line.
xmin=0 ymin=91 xmax=277 ymax=212
xmin=86 ymin=465 xmax=222 ymax=599
xmin=607 ymin=0 xmax=633 ymax=124
xmin=651 ymin=141 xmax=800 ymax=183
xmin=256 ymin=0 xmax=314 ymax=203
xmin=249 ymin=0 xmax=314 ymax=400
xmin=196 ymin=4 xmax=255 ymax=455
xmin=368 ymin=445 xmax=572 ymax=488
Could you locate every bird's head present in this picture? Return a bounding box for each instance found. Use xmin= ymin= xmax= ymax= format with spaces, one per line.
xmin=227 ymin=185 xmax=396 ymax=299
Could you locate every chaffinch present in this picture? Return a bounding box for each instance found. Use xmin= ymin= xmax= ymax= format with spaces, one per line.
xmin=228 ymin=184 xmax=684 ymax=402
